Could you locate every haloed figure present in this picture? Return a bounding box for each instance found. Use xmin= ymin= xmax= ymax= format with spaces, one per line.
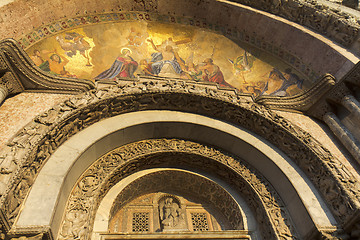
xmin=95 ymin=48 xmax=138 ymax=80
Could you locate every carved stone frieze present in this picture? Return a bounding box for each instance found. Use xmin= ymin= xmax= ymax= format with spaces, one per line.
xmin=0 ymin=80 xmax=358 ymax=237
xmin=232 ymin=0 xmax=360 ymax=47
xmin=58 ymin=139 xmax=297 ymax=240
xmin=8 ymin=225 xmax=53 ymax=240
xmin=10 ymin=233 xmax=43 ymax=240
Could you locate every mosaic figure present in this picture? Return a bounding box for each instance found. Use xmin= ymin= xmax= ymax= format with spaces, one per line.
xmin=148 ymin=38 xmax=185 ymax=78
xmin=199 ymin=58 xmax=234 ymax=88
xmin=95 ymin=48 xmax=138 ymax=80
xmin=37 ymin=50 xmax=74 ymax=77
xmin=56 ymin=32 xmax=92 ymax=66
xmin=268 ymin=68 xmax=303 ymax=96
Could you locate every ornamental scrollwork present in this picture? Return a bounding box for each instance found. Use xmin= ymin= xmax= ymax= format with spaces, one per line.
xmin=0 ymin=79 xmax=357 ymax=236
xmin=58 ymin=139 xmax=297 ymax=240
xmin=235 ymin=0 xmax=360 ymax=47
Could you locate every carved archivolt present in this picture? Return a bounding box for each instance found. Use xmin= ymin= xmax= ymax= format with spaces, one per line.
xmin=0 ymin=80 xmax=358 ymax=237
xmin=17 ymin=2 xmax=360 ymax=51
xmin=58 ymin=139 xmax=296 ymax=240
xmin=237 ymin=0 xmax=360 ymax=47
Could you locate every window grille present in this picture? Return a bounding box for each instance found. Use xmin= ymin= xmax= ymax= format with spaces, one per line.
xmin=191 ymin=213 xmax=209 ymax=231
xmin=132 ymin=212 xmax=150 ymax=232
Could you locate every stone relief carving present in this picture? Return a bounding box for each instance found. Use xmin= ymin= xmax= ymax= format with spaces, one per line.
xmin=159 ymin=196 xmax=186 ymax=231
xmin=235 ymin=0 xmax=360 ymax=47
xmin=108 ymin=170 xmax=244 ymax=232
xmin=0 ymin=79 xmax=358 ymax=238
xmin=58 ymin=139 xmax=295 ymax=240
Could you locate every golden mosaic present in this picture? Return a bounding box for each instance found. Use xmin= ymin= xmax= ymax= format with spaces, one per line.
xmin=26 ymin=18 xmax=311 ymax=97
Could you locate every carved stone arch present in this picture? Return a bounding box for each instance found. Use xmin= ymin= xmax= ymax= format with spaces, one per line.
xmin=0 ymin=80 xmax=359 ymax=238
xmin=58 ymin=139 xmax=296 ymax=240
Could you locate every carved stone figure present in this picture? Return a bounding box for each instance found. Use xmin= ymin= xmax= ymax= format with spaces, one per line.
xmin=160 ymin=197 xmax=186 ymax=231
xmin=59 ymin=209 xmax=88 ymax=240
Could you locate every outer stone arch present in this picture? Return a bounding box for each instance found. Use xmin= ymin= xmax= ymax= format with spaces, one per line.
xmin=0 ymin=80 xmax=359 ymax=239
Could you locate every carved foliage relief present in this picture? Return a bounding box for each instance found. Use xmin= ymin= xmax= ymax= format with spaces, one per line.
xmin=235 ymin=0 xmax=360 ymax=47
xmin=0 ymin=80 xmax=358 ymax=234
xmin=58 ymin=139 xmax=296 ymax=240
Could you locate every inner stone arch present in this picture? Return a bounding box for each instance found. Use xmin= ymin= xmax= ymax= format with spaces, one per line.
xmin=57 ymin=138 xmax=298 ymax=240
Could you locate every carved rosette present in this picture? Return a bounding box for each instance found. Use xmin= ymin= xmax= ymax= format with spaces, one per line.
xmin=58 ymin=139 xmax=296 ymax=239
xmin=0 ymin=80 xmax=358 ymax=238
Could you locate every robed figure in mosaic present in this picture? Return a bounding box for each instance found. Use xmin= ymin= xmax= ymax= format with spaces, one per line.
xmin=95 ymin=48 xmax=138 ymax=80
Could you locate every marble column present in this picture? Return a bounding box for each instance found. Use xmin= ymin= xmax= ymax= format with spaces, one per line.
xmin=0 ymin=85 xmax=8 ymax=105
xmin=341 ymin=95 xmax=360 ymax=122
xmin=323 ymin=112 xmax=360 ymax=164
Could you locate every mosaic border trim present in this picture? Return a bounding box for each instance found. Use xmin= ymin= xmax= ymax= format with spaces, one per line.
xmin=17 ymin=11 xmax=320 ymax=82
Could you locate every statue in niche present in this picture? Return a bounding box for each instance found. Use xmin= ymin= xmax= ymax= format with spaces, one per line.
xmin=159 ymin=197 xmax=187 ymax=231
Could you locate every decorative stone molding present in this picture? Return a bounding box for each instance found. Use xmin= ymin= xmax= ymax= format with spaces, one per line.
xmin=0 ymin=39 xmax=94 ymax=102
xmin=8 ymin=227 xmax=52 ymax=240
xmin=0 ymin=80 xmax=358 ymax=237
xmin=305 ymin=62 xmax=360 ymax=120
xmin=232 ymin=0 xmax=360 ymax=48
xmin=255 ymin=74 xmax=336 ymax=113
xmin=58 ymin=140 xmax=296 ymax=240
xmin=14 ymin=1 xmax=360 ymax=54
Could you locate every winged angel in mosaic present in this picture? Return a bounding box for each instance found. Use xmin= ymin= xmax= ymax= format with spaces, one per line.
xmin=56 ymin=32 xmax=92 ymax=66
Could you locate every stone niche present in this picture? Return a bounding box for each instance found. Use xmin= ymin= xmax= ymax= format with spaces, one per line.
xmin=101 ymin=170 xmax=249 ymax=239
xmin=109 ymin=192 xmax=226 ymax=233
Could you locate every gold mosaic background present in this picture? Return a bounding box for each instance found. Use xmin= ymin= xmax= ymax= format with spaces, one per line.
xmin=26 ymin=21 xmax=310 ymax=96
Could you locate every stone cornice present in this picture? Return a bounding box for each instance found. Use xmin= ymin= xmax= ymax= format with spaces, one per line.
xmin=0 ymin=39 xmax=94 ymax=97
xmin=255 ymin=74 xmax=336 ymax=113
xmin=230 ymin=0 xmax=360 ymax=49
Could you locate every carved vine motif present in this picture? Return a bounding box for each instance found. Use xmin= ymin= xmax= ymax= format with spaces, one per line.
xmin=0 ymin=80 xmax=358 ymax=235
xmin=17 ymin=3 xmax=360 ymax=51
xmin=234 ymin=0 xmax=360 ymax=47
xmin=58 ymin=139 xmax=296 ymax=240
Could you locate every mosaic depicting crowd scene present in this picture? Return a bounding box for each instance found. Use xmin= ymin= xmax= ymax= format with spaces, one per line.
xmin=28 ymin=24 xmax=305 ymax=97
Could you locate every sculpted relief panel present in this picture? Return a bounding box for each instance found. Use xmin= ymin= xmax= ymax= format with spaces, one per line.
xmin=108 ymin=170 xmax=244 ymax=233
xmin=58 ymin=139 xmax=296 ymax=240
xmin=0 ymin=80 xmax=358 ymax=239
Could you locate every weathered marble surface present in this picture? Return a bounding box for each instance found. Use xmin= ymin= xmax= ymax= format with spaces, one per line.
xmin=0 ymin=92 xmax=70 ymax=148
